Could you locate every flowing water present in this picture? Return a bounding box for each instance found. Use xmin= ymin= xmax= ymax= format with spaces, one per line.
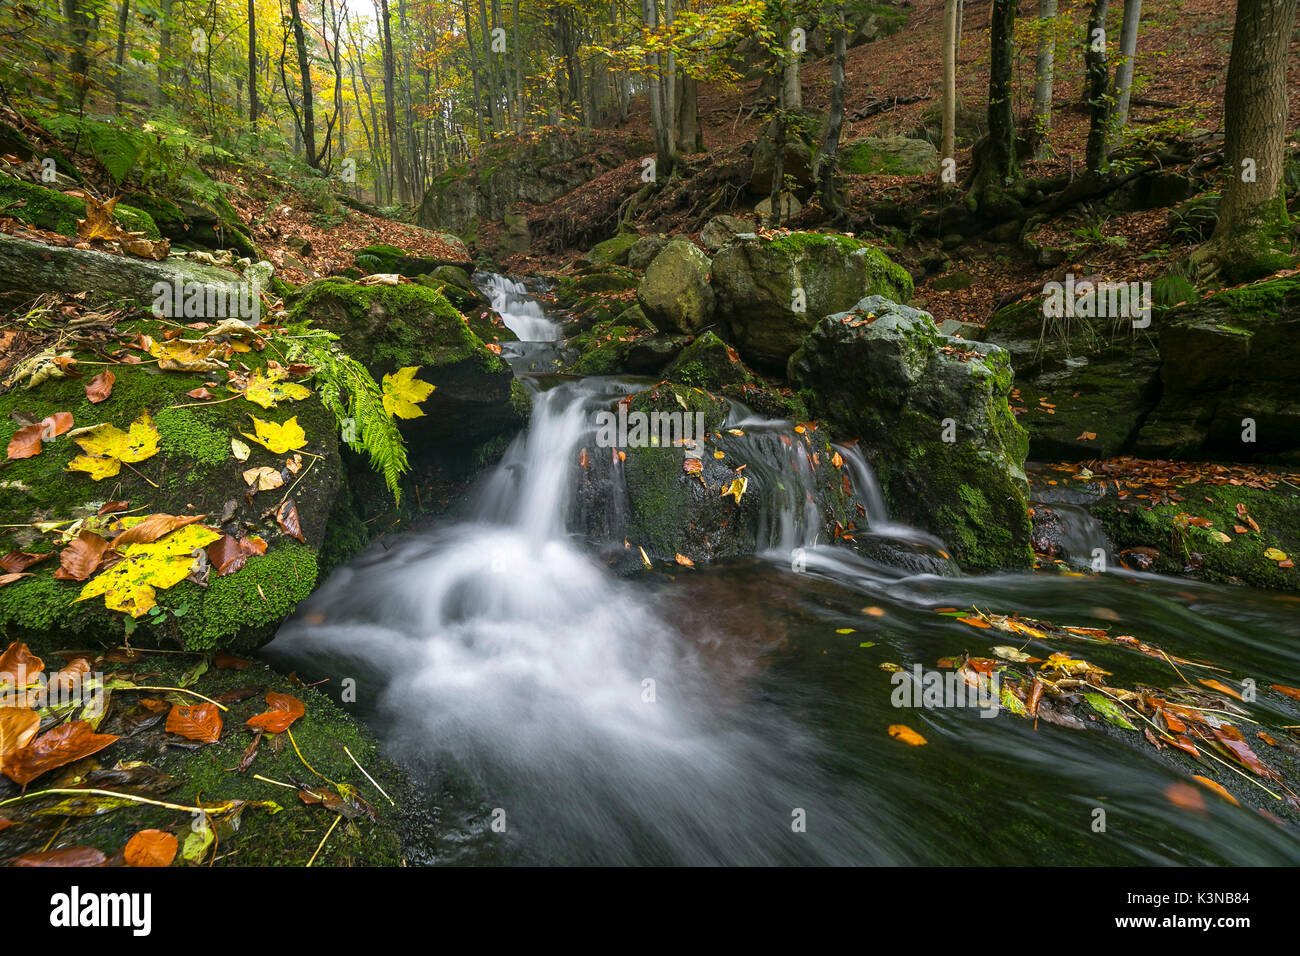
xmin=266 ymin=276 xmax=1300 ymax=865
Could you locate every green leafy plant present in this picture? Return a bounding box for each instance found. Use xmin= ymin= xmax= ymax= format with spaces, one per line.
xmin=286 ymin=332 xmax=410 ymax=502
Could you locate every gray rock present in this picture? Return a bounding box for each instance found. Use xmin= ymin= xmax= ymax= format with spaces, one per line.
xmin=700 ymin=215 xmax=755 ymax=253
xmin=627 ymin=234 xmax=670 ymax=271
xmin=636 ymin=238 xmax=715 ymax=334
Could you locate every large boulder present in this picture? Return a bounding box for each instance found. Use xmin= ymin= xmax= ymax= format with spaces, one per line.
xmin=636 ymin=238 xmax=715 ymax=334
xmin=838 ymin=136 xmax=939 ymax=176
xmin=663 ymin=330 xmax=752 ymax=390
xmin=586 ymin=231 xmax=640 ymax=266
xmin=1136 ymin=275 xmax=1300 ymax=462
xmin=712 ymin=232 xmax=913 ymax=369
xmin=354 ymin=240 xmax=472 ymax=275
xmin=980 ymin=296 xmax=1160 ymax=460
xmin=627 ymin=234 xmax=671 ymax=271
xmin=791 ymin=296 xmax=1033 ymax=571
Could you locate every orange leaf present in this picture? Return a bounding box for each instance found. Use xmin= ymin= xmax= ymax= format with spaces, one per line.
xmin=674 ymin=553 xmax=695 ymax=567
xmin=165 ymin=703 xmax=223 ymax=744
xmin=1165 ymin=782 xmax=1206 ymax=813
xmin=1192 ymin=775 xmax=1240 ymax=806
xmin=109 ymin=513 xmax=205 ymax=548
xmin=2 ymin=721 xmax=119 ymax=786
xmin=6 ymin=424 xmax=44 ymax=460
xmin=53 ymin=530 xmax=112 ymax=582
xmin=11 ymin=846 xmax=107 ymax=867
xmin=956 ymin=616 xmax=990 ymax=628
xmin=0 ymin=641 xmax=43 ymax=682
xmin=0 ymin=550 xmax=53 ymax=574
xmin=275 ymin=499 xmax=306 ymax=543
xmin=245 ymin=692 xmax=306 ymax=734
xmin=124 ymin=829 xmax=178 ymax=867
xmin=1273 ymin=684 xmax=1300 ymax=700
xmin=887 ymin=724 xmax=927 ymax=746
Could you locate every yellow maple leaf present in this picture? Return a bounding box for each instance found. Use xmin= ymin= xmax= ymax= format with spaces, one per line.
xmin=145 ymin=336 xmax=225 ymax=372
xmin=241 ymin=415 xmax=307 ymax=455
xmin=381 ymin=366 xmax=435 ymax=419
xmin=77 ymin=524 xmax=220 ymax=617
xmin=66 ymin=412 xmax=161 ymax=480
xmin=236 ymin=368 xmax=311 ymax=409
xmin=76 ymin=195 xmax=126 ymax=242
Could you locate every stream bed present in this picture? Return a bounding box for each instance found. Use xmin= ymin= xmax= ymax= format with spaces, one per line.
xmin=265 ymin=276 xmax=1300 ymax=866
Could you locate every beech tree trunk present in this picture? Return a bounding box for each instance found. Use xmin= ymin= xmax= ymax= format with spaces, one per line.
xmin=1031 ymin=0 xmax=1056 ymax=157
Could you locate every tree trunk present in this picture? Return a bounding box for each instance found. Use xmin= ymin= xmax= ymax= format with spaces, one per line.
xmin=941 ymin=0 xmax=958 ymax=168
xmin=819 ymin=3 xmax=847 ymax=215
xmin=783 ymin=29 xmax=802 ymax=110
xmin=970 ymin=0 xmax=1017 ymax=196
xmin=1112 ymin=0 xmax=1142 ymax=131
xmin=379 ymin=0 xmax=410 ymax=201
xmin=1031 ymin=0 xmax=1057 ymax=157
xmin=1084 ymin=0 xmax=1111 ymax=172
xmin=460 ymin=0 xmax=487 ymax=142
xmin=477 ymin=0 xmax=501 ymax=131
xmin=288 ymin=0 xmax=317 ymax=166
xmin=113 ymin=0 xmax=130 ymax=112
xmin=512 ymin=0 xmax=524 ymax=133
xmin=63 ymin=0 xmax=91 ymax=108
xmin=157 ymin=0 xmax=173 ymax=100
xmin=247 ymin=0 xmax=258 ymax=122
xmin=675 ymin=73 xmax=701 ymax=152
xmin=1199 ymin=0 xmax=1299 ymax=281
xmin=641 ymin=0 xmax=676 ymax=179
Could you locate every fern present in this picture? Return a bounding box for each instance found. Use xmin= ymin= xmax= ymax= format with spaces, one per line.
xmin=287 ymin=334 xmax=410 ymax=503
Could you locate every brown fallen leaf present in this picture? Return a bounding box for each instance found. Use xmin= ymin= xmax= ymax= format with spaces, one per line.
xmin=0 ymin=551 xmax=54 ymax=574
xmin=2 ymin=721 xmax=119 ymax=786
xmin=1193 ymin=775 xmax=1240 ymax=806
xmin=109 ymin=513 xmax=206 ymax=548
xmin=97 ymin=499 xmax=130 ymax=515
xmin=245 ymin=692 xmax=306 ymax=734
xmin=213 ymin=651 xmax=251 ymax=671
xmin=0 ymin=572 xmax=31 ymax=588
xmin=1165 ymin=781 xmax=1207 ymax=813
xmin=205 ymin=534 xmax=268 ymax=577
xmin=165 ymin=703 xmax=223 ymax=744
xmin=123 ymin=829 xmax=178 ymax=867
xmin=0 ymin=706 xmax=41 ymax=772
xmin=674 ymin=553 xmax=695 ymax=567
xmin=6 ymin=424 xmax=44 ymax=460
xmin=275 ymin=498 xmax=306 ymax=542
xmin=11 ymin=846 xmax=107 ymax=867
xmin=85 ymin=370 xmax=115 ymax=404
xmin=242 ymin=466 xmax=284 ymax=492
xmin=185 ymin=386 xmax=214 ymax=400
xmin=53 ymin=530 xmax=112 ymax=582
xmin=0 ymin=641 xmax=44 ymax=681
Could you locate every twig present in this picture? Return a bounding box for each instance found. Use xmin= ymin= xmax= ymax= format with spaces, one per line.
xmin=123 ymin=685 xmax=229 ymax=710
xmin=344 ymin=745 xmax=395 ymax=806
xmin=306 ymin=813 xmax=342 ymax=867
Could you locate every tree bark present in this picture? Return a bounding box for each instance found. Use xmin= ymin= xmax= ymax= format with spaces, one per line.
xmin=941 ymin=0 xmax=958 ymax=168
xmin=1031 ymin=0 xmax=1057 ymax=157
xmin=288 ymin=0 xmax=317 ymax=166
xmin=1084 ymin=0 xmax=1111 ymax=172
xmin=1112 ymin=0 xmax=1142 ymax=131
xmin=819 ymin=2 xmax=847 ymax=215
xmin=970 ymin=0 xmax=1017 ymax=196
xmin=1200 ymin=0 xmax=1299 ymax=280
xmin=379 ymin=0 xmax=410 ymax=201
xmin=113 ymin=0 xmax=131 ymax=112
xmin=247 ymin=0 xmax=258 ymax=122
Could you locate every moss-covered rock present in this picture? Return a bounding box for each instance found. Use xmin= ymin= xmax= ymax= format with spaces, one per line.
xmin=663 ymin=331 xmax=753 ymax=390
xmin=838 ymin=136 xmax=939 ymax=176
xmin=0 ymin=317 xmax=344 ymax=652
xmin=1092 ymin=481 xmax=1300 ymax=590
xmin=0 ymin=175 xmax=160 ymax=239
xmin=0 ymin=636 xmax=412 ymax=867
xmin=981 ymin=296 xmax=1161 ymax=460
xmin=287 ymin=280 xmax=529 ymax=471
xmin=355 ymin=241 xmax=472 ymax=276
xmin=791 ymin=296 xmax=1032 ymax=571
xmin=1136 ymin=274 xmax=1300 ymax=462
xmin=586 ymin=231 xmax=640 ymax=266
xmin=636 ymin=238 xmax=714 ymax=334
xmin=712 ymin=231 xmax=913 ymax=370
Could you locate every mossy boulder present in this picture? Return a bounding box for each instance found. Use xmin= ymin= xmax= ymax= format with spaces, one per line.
xmin=627 ymin=234 xmax=671 ymax=271
xmin=791 ymin=296 xmax=1033 ymax=571
xmin=712 ymin=232 xmax=913 ymax=369
xmin=354 ymin=241 xmax=472 ymax=276
xmin=636 ymin=238 xmax=714 ymax=334
xmin=700 ymin=215 xmax=754 ymax=253
xmin=564 ymin=321 xmax=645 ymax=375
xmin=981 ymin=297 xmax=1161 ymax=460
xmin=0 ymin=317 xmax=345 ymax=652
xmin=1136 ymin=275 xmax=1300 ymax=462
xmin=749 ymin=109 xmax=827 ymax=194
xmin=663 ymin=331 xmax=753 ymax=390
xmin=586 ymin=231 xmax=640 ymax=266
xmin=0 ymin=175 xmax=161 ymax=239
xmin=838 ymin=136 xmax=939 ymax=176
xmin=415 ymin=264 xmax=490 ymax=315
xmin=287 ymin=280 xmax=529 ymax=468
xmin=1092 ymin=481 xmax=1300 ymax=590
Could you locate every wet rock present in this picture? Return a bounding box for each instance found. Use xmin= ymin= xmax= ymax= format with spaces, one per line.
xmin=791 ymin=296 xmax=1033 ymax=571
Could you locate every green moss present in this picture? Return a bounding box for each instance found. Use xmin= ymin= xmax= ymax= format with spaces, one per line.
xmin=288 ymin=279 xmax=505 ymax=376
xmin=0 ymin=176 xmax=159 ymax=239
xmin=154 ymin=406 xmax=231 ymax=469
xmin=1094 ymin=482 xmax=1300 ymax=589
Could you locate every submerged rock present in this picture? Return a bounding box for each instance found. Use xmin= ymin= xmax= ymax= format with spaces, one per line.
xmin=712 ymin=232 xmax=913 ymax=369
xmin=791 ymin=296 xmax=1033 ymax=571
